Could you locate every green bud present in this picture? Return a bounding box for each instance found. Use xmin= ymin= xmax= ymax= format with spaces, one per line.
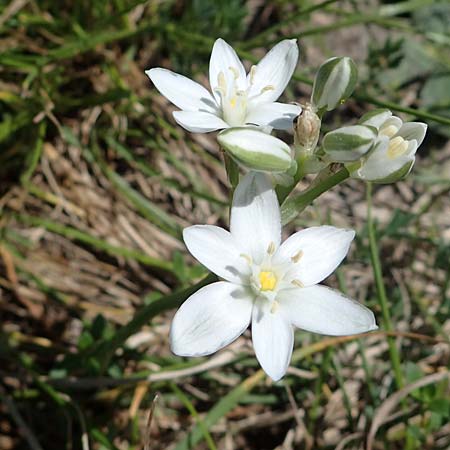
xmin=217 ymin=127 xmax=292 ymax=172
xmin=311 ymin=57 xmax=358 ymax=111
xmin=323 ymin=125 xmax=377 ymax=162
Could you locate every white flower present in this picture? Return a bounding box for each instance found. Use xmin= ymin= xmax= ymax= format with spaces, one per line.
xmin=351 ymin=109 xmax=427 ymax=182
xmin=146 ymin=38 xmax=301 ymax=133
xmin=170 ymin=172 xmax=377 ymax=381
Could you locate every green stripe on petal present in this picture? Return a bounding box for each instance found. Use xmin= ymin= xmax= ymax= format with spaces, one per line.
xmin=323 ymin=125 xmax=377 ymax=162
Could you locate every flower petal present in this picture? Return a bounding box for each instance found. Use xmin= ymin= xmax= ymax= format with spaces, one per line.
xmin=273 ymin=226 xmax=355 ymax=287
xmin=278 ymin=285 xmax=377 ymax=335
xmin=170 ymin=281 xmax=253 ymax=357
xmin=396 ymin=122 xmax=427 ymax=147
xmin=183 ymin=225 xmax=251 ymax=283
xmin=209 ymin=38 xmax=247 ymax=103
xmin=173 ymin=110 xmax=228 ymax=133
xmin=356 ymin=138 xmax=415 ymax=181
xmin=252 ymin=299 xmax=294 ymax=381
xmin=146 ymin=68 xmax=218 ymax=113
xmin=359 ymin=109 xmax=392 ymax=129
xmin=245 ymin=102 xmax=301 ymax=130
xmin=230 ymin=172 xmax=281 ymax=264
xmin=247 ymin=39 xmax=299 ymax=106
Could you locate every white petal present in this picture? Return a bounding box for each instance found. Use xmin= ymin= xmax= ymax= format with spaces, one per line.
xmin=252 ymin=299 xmax=293 ymax=381
xmin=360 ymin=109 xmax=392 ymax=129
xmin=245 ymin=102 xmax=301 ymax=130
xmin=247 ymin=39 xmax=299 ymax=106
xmin=183 ymin=225 xmax=251 ymax=283
xmin=170 ymin=281 xmax=253 ymax=356
xmin=396 ymin=122 xmax=427 ymax=147
xmin=273 ymin=226 xmax=355 ymax=286
xmin=230 ymin=172 xmax=281 ymax=264
xmin=357 ymin=138 xmax=415 ymax=181
xmin=278 ymin=285 xmax=377 ymax=335
xmin=209 ymin=38 xmax=247 ymax=103
xmin=173 ymin=110 xmax=228 ymax=133
xmin=146 ymin=68 xmax=218 ymax=113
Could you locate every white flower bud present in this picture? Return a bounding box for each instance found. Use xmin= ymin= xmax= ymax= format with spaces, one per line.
xmin=217 ymin=127 xmax=293 ymax=172
xmin=311 ymin=57 xmax=358 ymax=111
xmin=323 ymin=125 xmax=377 ymax=162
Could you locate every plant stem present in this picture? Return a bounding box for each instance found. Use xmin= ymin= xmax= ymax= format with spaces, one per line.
xmin=366 ymin=183 xmax=404 ymax=389
xmin=280 ymin=167 xmax=349 ymax=225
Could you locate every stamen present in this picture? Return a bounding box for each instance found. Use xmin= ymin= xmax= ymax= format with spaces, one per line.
xmin=291 ymin=250 xmax=304 ymax=263
xmin=217 ymin=71 xmax=227 ymax=92
xmin=387 ymin=136 xmax=409 ymax=159
xmin=291 ymin=279 xmax=304 ymax=288
xmin=267 ymin=241 xmax=276 ymax=255
xmin=380 ymin=124 xmax=398 ymax=138
xmin=261 ymin=85 xmax=275 ymax=93
xmin=240 ymin=253 xmax=253 ymax=265
xmin=270 ymin=300 xmax=279 ymax=314
xmin=228 ymin=66 xmax=239 ymax=79
xmin=249 ymin=65 xmax=257 ymax=85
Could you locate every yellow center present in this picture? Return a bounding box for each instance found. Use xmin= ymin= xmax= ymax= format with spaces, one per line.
xmin=259 ymin=271 xmax=277 ymax=291
xmin=387 ymin=136 xmax=408 ymax=159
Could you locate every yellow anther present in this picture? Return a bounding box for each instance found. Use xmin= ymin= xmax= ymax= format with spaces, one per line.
xmin=240 ymin=253 xmax=252 ymax=265
xmin=270 ymin=301 xmax=279 ymax=314
xmin=261 ymin=85 xmax=275 ymax=93
xmin=380 ymin=124 xmax=398 ymax=138
xmin=228 ymin=66 xmax=239 ymax=79
xmin=387 ymin=136 xmax=408 ymax=159
xmin=291 ymin=250 xmax=304 ymax=263
xmin=259 ymin=271 xmax=277 ymax=291
xmin=267 ymin=241 xmax=276 ymax=255
xmin=229 ymin=97 xmax=237 ymax=108
xmin=291 ymin=279 xmax=304 ymax=288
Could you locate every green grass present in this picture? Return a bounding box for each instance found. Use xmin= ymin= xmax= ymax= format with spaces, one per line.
xmin=1 ymin=1 xmax=450 ymax=450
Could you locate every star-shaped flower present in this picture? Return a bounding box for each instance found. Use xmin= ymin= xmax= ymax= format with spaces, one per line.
xmin=170 ymin=172 xmax=377 ymax=381
xmin=146 ymin=38 xmax=301 ymax=133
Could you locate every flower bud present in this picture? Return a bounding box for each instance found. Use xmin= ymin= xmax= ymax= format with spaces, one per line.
xmin=323 ymin=125 xmax=377 ymax=162
xmin=311 ymin=57 xmax=358 ymax=111
xmin=293 ymin=104 xmax=321 ymax=153
xmin=217 ymin=127 xmax=292 ymax=172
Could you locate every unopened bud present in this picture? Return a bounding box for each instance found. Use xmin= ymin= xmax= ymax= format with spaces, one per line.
xmin=217 ymin=127 xmax=292 ymax=172
xmin=294 ymin=104 xmax=321 ymax=153
xmin=323 ymin=125 xmax=376 ymax=162
xmin=312 ymin=57 xmax=358 ymax=111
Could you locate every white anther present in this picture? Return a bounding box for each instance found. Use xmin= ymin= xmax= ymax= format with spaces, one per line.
xmin=291 ymin=250 xmax=304 ymax=263
xmin=270 ymin=300 xmax=279 ymax=314
xmin=267 ymin=241 xmax=276 ymax=255
xmin=240 ymin=253 xmax=253 ymax=265
xmin=228 ymin=66 xmax=239 ymax=79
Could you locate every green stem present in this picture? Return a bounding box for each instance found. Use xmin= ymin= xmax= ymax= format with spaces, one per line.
xmin=366 ymin=183 xmax=404 ymax=389
xmin=280 ymin=167 xmax=349 ymax=225
xmin=171 ymin=383 xmax=217 ymax=450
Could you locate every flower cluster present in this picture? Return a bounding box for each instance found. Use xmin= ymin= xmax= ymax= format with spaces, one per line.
xmin=146 ymin=38 xmax=427 ymax=380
